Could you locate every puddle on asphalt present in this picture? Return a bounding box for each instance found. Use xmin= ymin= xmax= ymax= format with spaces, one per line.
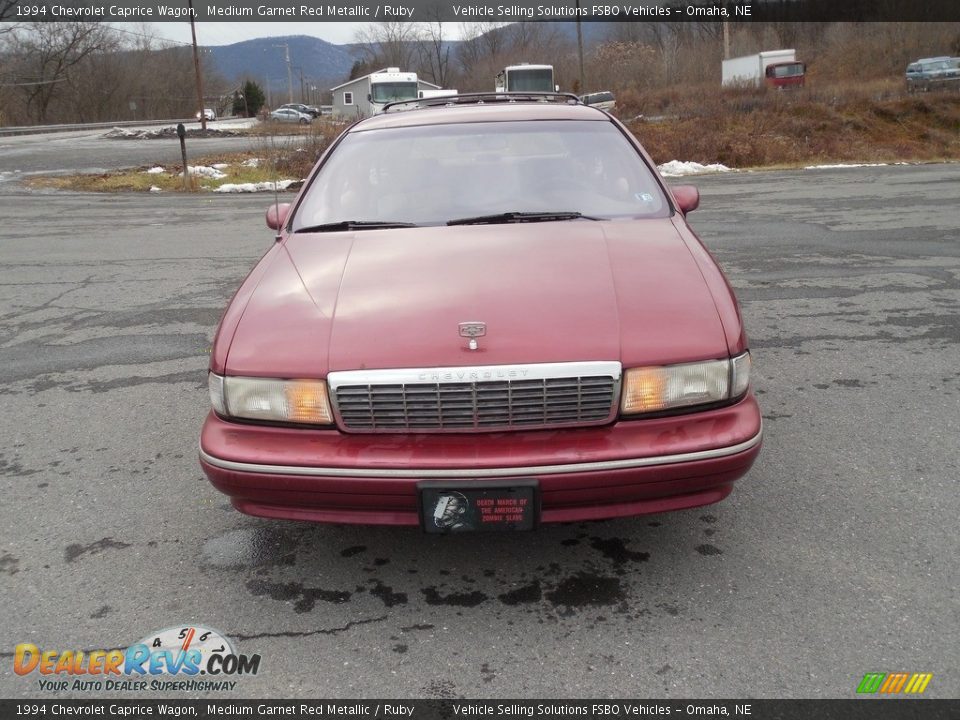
xmin=201 ymin=527 xmax=299 ymax=569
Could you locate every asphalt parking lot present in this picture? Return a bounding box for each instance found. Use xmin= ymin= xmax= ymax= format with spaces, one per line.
xmin=1 ymin=163 xmax=957 ymax=699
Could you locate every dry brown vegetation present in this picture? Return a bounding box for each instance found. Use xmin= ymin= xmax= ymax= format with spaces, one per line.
xmin=248 ymin=121 xmax=347 ymax=178
xmin=622 ymin=82 xmax=960 ymax=167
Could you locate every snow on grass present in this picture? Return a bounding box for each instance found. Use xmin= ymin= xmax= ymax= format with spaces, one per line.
xmin=188 ymin=165 xmax=227 ymax=179
xmin=241 ymin=158 xmax=260 ymax=168
xmin=658 ymin=161 xmax=732 ymax=177
xmin=149 ymin=186 xmax=162 ymax=193
xmin=144 ymin=166 xmax=166 ymax=174
xmin=213 ymin=180 xmax=296 ymax=193
xmin=212 ymin=118 xmax=259 ymax=130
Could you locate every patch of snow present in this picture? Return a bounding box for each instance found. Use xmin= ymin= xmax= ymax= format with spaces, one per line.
xmin=105 ymin=127 xmax=140 ymax=138
xmin=241 ymin=158 xmax=260 ymax=168
xmin=149 ymin=186 xmax=162 ymax=193
xmin=188 ymin=165 xmax=227 ymax=179
xmin=212 ymin=163 xmax=230 ymax=170
xmin=214 ymin=180 xmax=296 ymax=193
xmin=658 ymin=161 xmax=732 ymax=177
xmin=144 ymin=166 xmax=166 ymax=174
xmin=214 ymin=118 xmax=259 ymax=130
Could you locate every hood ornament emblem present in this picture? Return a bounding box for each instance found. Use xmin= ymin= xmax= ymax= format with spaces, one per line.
xmin=458 ymin=322 xmax=486 ymax=351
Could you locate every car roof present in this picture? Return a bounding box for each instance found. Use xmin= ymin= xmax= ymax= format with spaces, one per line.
xmin=349 ymin=102 xmax=609 ymax=132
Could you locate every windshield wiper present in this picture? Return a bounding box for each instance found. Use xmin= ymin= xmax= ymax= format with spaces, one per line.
xmin=294 ymin=220 xmax=418 ymax=233
xmin=447 ymin=211 xmax=602 ymax=226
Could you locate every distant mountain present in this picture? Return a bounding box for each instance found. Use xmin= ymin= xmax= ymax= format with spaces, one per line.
xmin=204 ymin=35 xmax=356 ymax=99
xmin=202 ymin=24 xmax=620 ymax=101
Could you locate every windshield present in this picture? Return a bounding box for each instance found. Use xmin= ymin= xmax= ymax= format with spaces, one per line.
xmin=770 ymin=63 xmax=804 ymax=78
xmin=371 ymin=82 xmax=418 ymax=103
xmin=291 ymin=120 xmax=669 ymax=230
xmin=507 ymin=69 xmax=554 ymax=91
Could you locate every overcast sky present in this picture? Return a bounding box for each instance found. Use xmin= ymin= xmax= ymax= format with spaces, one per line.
xmin=148 ymin=21 xmax=467 ymax=47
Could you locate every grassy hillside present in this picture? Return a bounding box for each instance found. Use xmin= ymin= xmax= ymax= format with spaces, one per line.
xmin=626 ymin=82 xmax=960 ymax=167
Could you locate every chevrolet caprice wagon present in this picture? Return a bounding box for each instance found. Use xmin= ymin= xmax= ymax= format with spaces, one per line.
xmin=199 ymin=93 xmax=762 ymax=532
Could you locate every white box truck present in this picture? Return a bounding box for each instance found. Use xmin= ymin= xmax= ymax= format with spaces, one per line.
xmin=722 ymin=50 xmax=806 ymax=88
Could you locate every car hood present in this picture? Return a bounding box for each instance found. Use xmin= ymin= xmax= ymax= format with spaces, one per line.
xmin=224 ymin=220 xmax=730 ymax=377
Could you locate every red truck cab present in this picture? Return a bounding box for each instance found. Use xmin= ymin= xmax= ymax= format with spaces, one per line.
xmin=765 ymin=61 xmax=806 ymax=88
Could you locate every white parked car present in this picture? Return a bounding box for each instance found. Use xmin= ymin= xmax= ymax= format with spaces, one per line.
xmin=269 ymin=108 xmax=312 ymax=124
xmin=196 ymin=108 xmax=216 ymax=121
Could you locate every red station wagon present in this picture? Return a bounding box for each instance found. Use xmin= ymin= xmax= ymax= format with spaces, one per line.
xmin=199 ymin=93 xmax=762 ymax=532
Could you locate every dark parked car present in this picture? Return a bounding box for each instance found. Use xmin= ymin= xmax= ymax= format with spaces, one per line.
xmin=200 ymin=93 xmax=762 ymax=531
xmin=906 ymin=57 xmax=960 ymax=92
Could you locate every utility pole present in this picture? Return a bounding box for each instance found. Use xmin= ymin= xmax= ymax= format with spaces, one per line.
xmin=292 ymin=65 xmax=306 ymax=103
xmin=274 ymin=43 xmax=293 ymax=104
xmin=575 ymin=0 xmax=585 ymax=94
xmin=723 ymin=21 xmax=730 ymax=60
xmin=187 ymin=0 xmax=206 ymax=131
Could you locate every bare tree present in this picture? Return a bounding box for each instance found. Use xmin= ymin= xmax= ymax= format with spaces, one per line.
xmin=0 ymin=0 xmax=20 ymax=24
xmin=416 ymin=15 xmax=451 ymax=87
xmin=9 ymin=22 xmax=114 ymax=123
xmin=353 ymin=22 xmax=419 ymax=70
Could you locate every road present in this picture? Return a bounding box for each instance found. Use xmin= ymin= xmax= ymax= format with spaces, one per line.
xmin=0 ymin=121 xmax=259 ymax=179
xmin=0 ymin=164 xmax=958 ymax=699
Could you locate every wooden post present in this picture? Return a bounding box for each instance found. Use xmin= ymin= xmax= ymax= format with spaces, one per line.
xmin=177 ymin=123 xmax=189 ymax=191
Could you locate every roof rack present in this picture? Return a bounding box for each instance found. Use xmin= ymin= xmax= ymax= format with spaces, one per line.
xmin=382 ymin=92 xmax=582 ymax=113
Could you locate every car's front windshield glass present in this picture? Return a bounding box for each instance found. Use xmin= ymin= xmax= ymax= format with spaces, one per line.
xmin=291 ymin=120 xmax=669 ymax=230
xmin=371 ymin=82 xmax=418 ymax=103
xmin=772 ymin=63 xmax=804 ymax=78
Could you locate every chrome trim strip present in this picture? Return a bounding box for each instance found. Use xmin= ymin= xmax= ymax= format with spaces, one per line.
xmin=327 ymin=361 xmax=622 ymax=388
xmin=199 ymin=425 xmax=762 ymax=479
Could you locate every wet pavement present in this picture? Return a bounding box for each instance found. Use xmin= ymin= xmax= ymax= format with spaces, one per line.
xmin=0 ymin=164 xmax=958 ymax=698
xmin=0 ymin=123 xmax=259 ymax=180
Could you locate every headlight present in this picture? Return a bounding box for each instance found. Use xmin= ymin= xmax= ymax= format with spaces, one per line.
xmin=621 ymin=352 xmax=751 ymax=415
xmin=208 ymin=373 xmax=334 ymax=425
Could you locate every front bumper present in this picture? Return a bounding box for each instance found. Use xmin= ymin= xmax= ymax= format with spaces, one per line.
xmin=199 ymin=394 xmax=762 ymax=525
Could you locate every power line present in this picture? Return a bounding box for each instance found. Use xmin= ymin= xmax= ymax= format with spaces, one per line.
xmin=108 ymin=24 xmax=193 ymax=49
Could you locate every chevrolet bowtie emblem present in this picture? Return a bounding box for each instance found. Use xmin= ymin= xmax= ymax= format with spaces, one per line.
xmin=458 ymin=322 xmax=486 ymax=351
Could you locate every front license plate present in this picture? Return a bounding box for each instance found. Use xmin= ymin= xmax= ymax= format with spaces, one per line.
xmin=418 ymin=480 xmax=538 ymax=533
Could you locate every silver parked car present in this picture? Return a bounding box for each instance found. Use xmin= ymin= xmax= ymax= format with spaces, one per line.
xmin=269 ymin=108 xmax=312 ymax=124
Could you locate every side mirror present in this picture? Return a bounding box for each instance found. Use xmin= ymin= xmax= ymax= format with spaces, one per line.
xmin=367 ymin=93 xmax=372 ymax=102
xmin=671 ymin=185 xmax=700 ymax=214
xmin=265 ymin=203 xmax=291 ymax=230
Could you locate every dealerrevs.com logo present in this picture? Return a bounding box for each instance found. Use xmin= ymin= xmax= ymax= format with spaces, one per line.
xmin=14 ymin=625 xmax=260 ymax=692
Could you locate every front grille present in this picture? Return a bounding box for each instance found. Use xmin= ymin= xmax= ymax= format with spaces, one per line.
xmin=329 ymin=362 xmax=621 ymax=433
